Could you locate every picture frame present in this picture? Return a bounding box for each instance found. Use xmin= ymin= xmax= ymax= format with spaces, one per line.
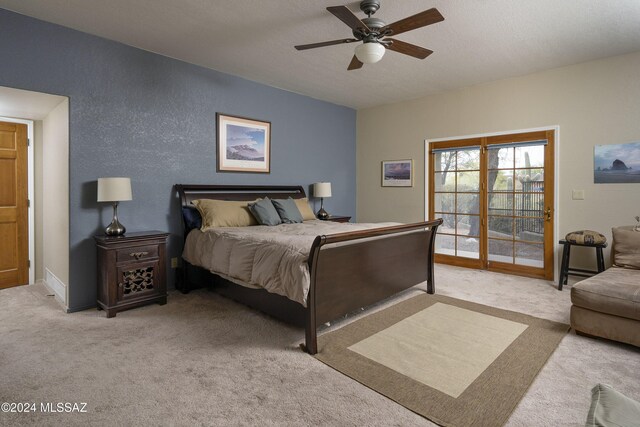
xmin=382 ymin=159 xmax=413 ymax=187
xmin=217 ymin=113 xmax=271 ymax=173
xmin=594 ymin=141 xmax=640 ymax=183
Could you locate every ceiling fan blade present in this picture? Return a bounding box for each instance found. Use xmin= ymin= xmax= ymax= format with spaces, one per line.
xmin=384 ymin=38 xmax=433 ymax=59
xmin=327 ymin=6 xmax=370 ymax=32
xmin=383 ymin=8 xmax=444 ymax=37
xmin=295 ymin=38 xmax=358 ymax=51
xmin=347 ymin=55 xmax=363 ymax=70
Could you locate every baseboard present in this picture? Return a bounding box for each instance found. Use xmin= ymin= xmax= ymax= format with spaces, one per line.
xmin=66 ymin=303 xmax=98 ymax=313
xmin=44 ymin=268 xmax=67 ymax=309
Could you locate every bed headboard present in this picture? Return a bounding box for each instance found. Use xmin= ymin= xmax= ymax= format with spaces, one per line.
xmin=175 ymin=184 xmax=307 ymax=208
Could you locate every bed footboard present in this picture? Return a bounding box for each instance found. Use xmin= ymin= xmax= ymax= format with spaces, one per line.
xmin=304 ymin=219 xmax=442 ymax=354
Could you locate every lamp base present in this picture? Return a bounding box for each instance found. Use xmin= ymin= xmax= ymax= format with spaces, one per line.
xmin=105 ymin=202 xmax=126 ymax=236
xmin=316 ymin=207 xmax=329 ymax=220
xmin=105 ymin=220 xmax=126 ymax=236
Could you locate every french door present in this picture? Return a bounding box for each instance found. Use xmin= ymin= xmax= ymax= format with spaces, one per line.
xmin=428 ymin=130 xmax=555 ymax=280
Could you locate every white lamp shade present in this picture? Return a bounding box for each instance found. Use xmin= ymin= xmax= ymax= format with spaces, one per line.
xmin=97 ymin=177 xmax=132 ymax=202
xmin=355 ymin=42 xmax=385 ymax=64
xmin=313 ymin=182 xmax=332 ymax=198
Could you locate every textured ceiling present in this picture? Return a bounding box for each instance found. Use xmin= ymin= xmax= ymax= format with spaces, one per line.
xmin=1 ymin=0 xmax=640 ymax=109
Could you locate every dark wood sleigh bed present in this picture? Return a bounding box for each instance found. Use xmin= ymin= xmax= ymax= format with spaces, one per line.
xmin=175 ymin=184 xmax=442 ymax=354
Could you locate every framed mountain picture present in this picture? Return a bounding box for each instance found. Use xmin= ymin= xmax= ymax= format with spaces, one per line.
xmin=217 ymin=113 xmax=271 ymax=173
xmin=382 ymin=159 xmax=413 ymax=187
xmin=594 ymin=141 xmax=640 ymax=183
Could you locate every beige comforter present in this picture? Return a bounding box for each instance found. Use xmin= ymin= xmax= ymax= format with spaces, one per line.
xmin=182 ymin=220 xmax=398 ymax=306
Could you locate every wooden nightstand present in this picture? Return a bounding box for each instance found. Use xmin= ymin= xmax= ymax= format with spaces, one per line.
xmin=323 ymin=215 xmax=352 ymax=223
xmin=95 ymin=231 xmax=169 ymax=317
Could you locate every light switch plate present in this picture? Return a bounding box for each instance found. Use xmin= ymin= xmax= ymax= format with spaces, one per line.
xmin=171 ymin=257 xmax=179 ymax=268
xmin=572 ymin=190 xmax=585 ymax=200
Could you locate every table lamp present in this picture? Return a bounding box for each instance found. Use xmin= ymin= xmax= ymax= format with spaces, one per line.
xmin=313 ymin=182 xmax=332 ymax=220
xmin=98 ymin=177 xmax=132 ymax=236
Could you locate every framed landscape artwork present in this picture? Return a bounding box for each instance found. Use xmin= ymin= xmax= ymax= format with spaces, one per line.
xmin=594 ymin=141 xmax=640 ymax=183
xmin=217 ymin=113 xmax=271 ymax=173
xmin=382 ymin=159 xmax=413 ymax=187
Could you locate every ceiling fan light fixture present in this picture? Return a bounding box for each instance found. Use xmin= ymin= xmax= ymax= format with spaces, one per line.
xmin=355 ymin=42 xmax=385 ymax=64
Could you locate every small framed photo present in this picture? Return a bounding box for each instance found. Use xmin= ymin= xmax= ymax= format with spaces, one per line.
xmin=382 ymin=159 xmax=413 ymax=187
xmin=217 ymin=113 xmax=271 ymax=173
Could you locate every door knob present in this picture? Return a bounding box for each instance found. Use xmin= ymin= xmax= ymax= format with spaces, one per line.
xmin=545 ymin=207 xmax=552 ymax=222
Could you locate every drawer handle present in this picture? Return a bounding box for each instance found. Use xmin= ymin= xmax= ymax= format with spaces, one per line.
xmin=129 ymin=251 xmax=149 ymax=260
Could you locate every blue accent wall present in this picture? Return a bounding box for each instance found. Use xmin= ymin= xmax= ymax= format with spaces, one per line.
xmin=0 ymin=9 xmax=356 ymax=311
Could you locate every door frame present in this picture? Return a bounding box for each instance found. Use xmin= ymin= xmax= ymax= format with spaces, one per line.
xmin=424 ymin=126 xmax=560 ymax=280
xmin=0 ymin=116 xmax=34 ymax=285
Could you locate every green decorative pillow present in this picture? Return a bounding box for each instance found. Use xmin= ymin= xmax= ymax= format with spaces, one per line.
xmin=586 ymin=383 xmax=640 ymax=427
xmin=248 ymin=197 xmax=282 ymax=226
xmin=272 ymin=197 xmax=304 ymax=224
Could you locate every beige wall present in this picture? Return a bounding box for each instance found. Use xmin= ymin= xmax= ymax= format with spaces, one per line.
xmin=42 ymin=99 xmax=69 ymax=289
xmin=357 ymin=51 xmax=640 ymax=265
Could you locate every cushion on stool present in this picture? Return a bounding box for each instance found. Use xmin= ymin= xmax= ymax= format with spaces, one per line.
xmin=565 ymin=230 xmax=607 ymax=245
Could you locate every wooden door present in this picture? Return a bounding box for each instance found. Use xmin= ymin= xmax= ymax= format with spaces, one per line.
xmin=484 ymin=131 xmax=555 ymax=280
xmin=0 ymin=121 xmax=28 ymax=288
xmin=429 ymin=130 xmax=555 ymax=280
xmin=429 ymin=139 xmax=484 ymax=269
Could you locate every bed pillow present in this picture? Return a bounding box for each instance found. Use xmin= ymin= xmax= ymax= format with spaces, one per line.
xmin=272 ymin=197 xmax=304 ymax=224
xmin=192 ymin=199 xmax=258 ymax=230
xmin=294 ymin=197 xmax=317 ymax=221
xmin=248 ymin=197 xmax=282 ymax=226
xmin=586 ymin=383 xmax=640 ymax=427
xmin=181 ymin=206 xmax=202 ymax=230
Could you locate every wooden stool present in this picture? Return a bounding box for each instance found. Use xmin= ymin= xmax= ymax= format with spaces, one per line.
xmin=558 ymin=230 xmax=607 ymax=290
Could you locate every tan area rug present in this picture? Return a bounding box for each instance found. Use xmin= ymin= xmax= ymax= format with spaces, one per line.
xmin=315 ymin=293 xmax=569 ymax=427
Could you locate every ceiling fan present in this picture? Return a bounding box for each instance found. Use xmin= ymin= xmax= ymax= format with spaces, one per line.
xmin=294 ymin=0 xmax=444 ymax=70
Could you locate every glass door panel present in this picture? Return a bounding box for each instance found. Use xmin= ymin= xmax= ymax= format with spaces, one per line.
xmin=515 ymin=144 xmax=545 ymax=168
xmin=488 ymin=238 xmax=513 ymax=263
xmin=432 ymin=146 xmax=481 ymax=260
xmin=456 ymin=171 xmax=480 ymax=191
xmin=456 ymin=149 xmax=480 ymax=170
xmin=457 ymin=235 xmax=480 ymax=259
xmin=515 ymin=242 xmax=544 ymax=268
xmin=435 ymin=233 xmax=455 ymax=256
xmin=486 ymin=138 xmax=549 ymax=274
xmin=456 ymin=194 xmax=479 ymax=214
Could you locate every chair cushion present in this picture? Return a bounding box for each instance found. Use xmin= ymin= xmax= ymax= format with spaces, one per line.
xmin=571 ymin=267 xmax=640 ymax=321
xmin=565 ymin=230 xmax=607 ymax=245
xmin=612 ymin=226 xmax=640 ymax=269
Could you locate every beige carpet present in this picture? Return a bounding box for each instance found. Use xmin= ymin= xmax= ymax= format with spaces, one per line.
xmin=316 ymin=294 xmax=568 ymax=426
xmin=0 ymin=265 xmax=638 ymax=426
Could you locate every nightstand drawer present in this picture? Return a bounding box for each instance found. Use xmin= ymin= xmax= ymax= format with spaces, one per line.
xmin=116 ymin=245 xmax=158 ymax=263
